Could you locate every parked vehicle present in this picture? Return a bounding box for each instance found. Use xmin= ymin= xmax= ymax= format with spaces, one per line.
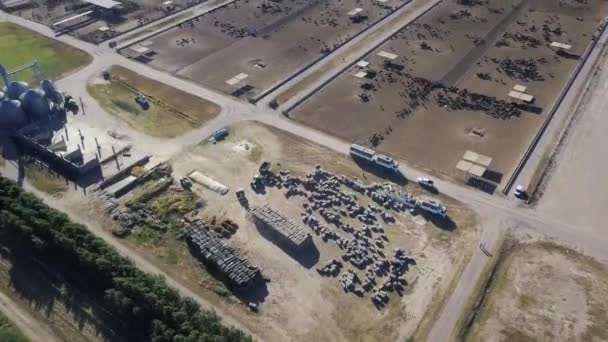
xmin=417 ymin=177 xmax=434 ymax=188
xmin=514 ymin=184 xmax=526 ymax=198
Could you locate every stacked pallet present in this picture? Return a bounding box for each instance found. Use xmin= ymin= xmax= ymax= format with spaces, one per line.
xmin=251 ymin=204 xmax=312 ymax=251
xmin=185 ymin=223 xmax=260 ymax=287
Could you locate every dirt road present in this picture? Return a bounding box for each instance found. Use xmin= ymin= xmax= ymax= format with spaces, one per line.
xmin=0 ymin=288 xmax=62 ymax=342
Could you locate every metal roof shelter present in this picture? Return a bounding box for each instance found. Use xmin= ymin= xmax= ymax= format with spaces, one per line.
xmin=131 ymin=45 xmax=150 ymax=54
xmin=513 ymin=84 xmax=527 ymax=93
xmin=356 ymin=60 xmax=370 ymax=68
xmin=347 ymin=7 xmax=363 ymax=16
xmin=469 ymin=165 xmax=487 ymax=177
xmin=475 ymin=154 xmax=493 ymax=167
xmin=462 ymin=150 xmax=479 ymax=163
xmin=457 ymin=150 xmax=493 ymax=179
xmin=377 ymin=51 xmax=398 ymax=60
xmin=462 ymin=150 xmax=493 ymax=166
xmin=354 ymin=71 xmax=368 ymax=78
xmin=83 ymin=0 xmax=120 ymax=8
xmin=550 ymin=42 xmax=572 ymax=50
xmin=52 ymin=10 xmax=93 ymax=26
xmin=455 ymin=160 xmax=473 ymax=172
xmin=225 ymin=73 xmax=249 ymax=86
xmin=508 ymin=90 xmax=534 ymax=103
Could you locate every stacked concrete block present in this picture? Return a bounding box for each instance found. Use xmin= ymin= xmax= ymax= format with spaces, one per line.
xmin=185 ymin=223 xmax=260 ymax=288
xmin=251 ymin=204 xmax=312 ymax=251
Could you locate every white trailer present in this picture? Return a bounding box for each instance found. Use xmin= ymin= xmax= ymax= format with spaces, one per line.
xmin=418 ymin=199 xmax=447 ymax=217
xmin=350 ymin=144 xmax=375 ymax=162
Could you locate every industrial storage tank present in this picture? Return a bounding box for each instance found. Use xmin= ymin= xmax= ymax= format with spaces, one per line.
xmin=40 ymin=79 xmax=63 ymax=105
xmin=5 ymin=81 xmax=30 ymax=100
xmin=20 ymin=88 xmax=50 ymax=121
xmin=0 ymin=99 xmax=28 ymax=129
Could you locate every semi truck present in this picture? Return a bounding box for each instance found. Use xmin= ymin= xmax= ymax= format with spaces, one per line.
xmin=349 ymin=144 xmax=399 ymax=172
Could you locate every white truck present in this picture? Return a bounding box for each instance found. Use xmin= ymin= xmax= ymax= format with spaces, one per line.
xmin=349 ymin=144 xmax=399 ymax=172
xmin=418 ymin=199 xmax=447 ymax=218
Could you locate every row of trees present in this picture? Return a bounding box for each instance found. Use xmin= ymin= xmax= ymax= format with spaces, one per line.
xmin=0 ymin=177 xmax=252 ymax=342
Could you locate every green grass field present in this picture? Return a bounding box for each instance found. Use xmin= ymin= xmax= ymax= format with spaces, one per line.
xmin=0 ymin=22 xmax=91 ymax=84
xmin=88 ymin=66 xmax=220 ymax=137
xmin=24 ymin=162 xmax=68 ymax=197
xmin=0 ymin=311 xmax=28 ymax=342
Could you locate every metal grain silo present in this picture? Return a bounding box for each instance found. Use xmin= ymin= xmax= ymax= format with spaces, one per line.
xmin=6 ymin=81 xmax=30 ymax=100
xmin=20 ymin=88 xmax=50 ymax=121
xmin=0 ymin=99 xmax=27 ymax=129
xmin=40 ymin=79 xmax=63 ymax=105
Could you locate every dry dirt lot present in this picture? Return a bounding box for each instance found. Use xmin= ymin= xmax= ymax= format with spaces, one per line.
xmin=61 ymin=120 xmax=480 ymax=341
xmin=128 ymin=0 xmax=410 ymax=96
xmin=465 ymin=240 xmax=608 ymax=342
xmin=291 ymin=0 xmax=608 ymax=187
xmin=141 ymin=121 xmax=478 ymax=341
xmin=87 ymin=65 xmax=220 ymax=138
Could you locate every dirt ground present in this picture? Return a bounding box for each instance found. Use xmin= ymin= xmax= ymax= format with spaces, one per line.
xmin=465 ymin=240 xmax=608 ymax=342
xmin=291 ymin=0 xmax=608 ymax=187
xmin=87 ymin=65 xmax=220 ymax=137
xmin=128 ymin=0 xmax=409 ymax=96
xmin=11 ymin=0 xmax=203 ymax=43
xmin=150 ymin=121 xmax=480 ymax=341
xmin=58 ymin=120 xmax=480 ymax=341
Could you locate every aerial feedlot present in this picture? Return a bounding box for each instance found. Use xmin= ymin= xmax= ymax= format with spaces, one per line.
xmin=63 ymin=121 xmax=479 ymax=342
xmin=291 ymin=0 xmax=608 ymax=188
xmin=10 ymin=0 xmax=204 ymax=43
xmin=123 ymin=0 xmax=411 ymax=96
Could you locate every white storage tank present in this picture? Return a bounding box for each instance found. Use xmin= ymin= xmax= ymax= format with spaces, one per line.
xmin=20 ymin=88 xmax=50 ymax=121
xmin=5 ymin=81 xmax=30 ymax=100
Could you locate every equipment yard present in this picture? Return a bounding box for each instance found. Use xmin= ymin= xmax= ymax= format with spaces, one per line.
xmin=122 ymin=0 xmax=411 ymax=97
xmin=464 ymin=237 xmax=608 ymax=342
xmin=7 ymin=0 xmax=204 ymax=43
xmin=58 ymin=121 xmax=480 ymax=341
xmin=290 ymin=0 xmax=608 ymax=188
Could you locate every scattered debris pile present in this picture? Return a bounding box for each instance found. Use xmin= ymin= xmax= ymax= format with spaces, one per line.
xmin=207 ymin=216 xmax=239 ymax=238
xmin=251 ymin=204 xmax=313 ymax=252
xmin=185 ymin=222 xmax=260 ymax=288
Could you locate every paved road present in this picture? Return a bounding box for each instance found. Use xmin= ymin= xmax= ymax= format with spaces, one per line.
xmin=3 ymin=8 xmax=608 ymax=342
xmin=0 ymin=288 xmax=62 ymax=342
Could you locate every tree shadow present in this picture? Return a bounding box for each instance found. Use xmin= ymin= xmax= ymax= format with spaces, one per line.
xmin=232 ymin=278 xmax=270 ymax=305
xmin=1 ymin=246 xmax=127 ymax=342
xmin=482 ymin=169 xmax=503 ymax=184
